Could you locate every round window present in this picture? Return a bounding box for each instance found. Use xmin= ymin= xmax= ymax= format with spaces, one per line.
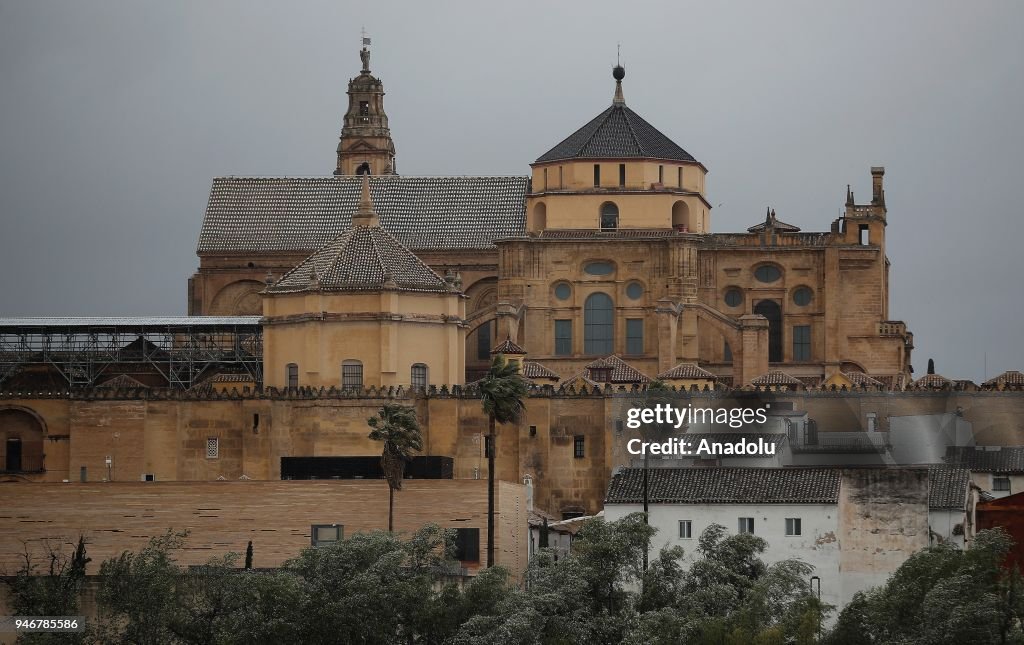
xmin=724 ymin=288 xmax=743 ymax=308
xmin=793 ymin=287 xmax=813 ymax=306
xmin=754 ymin=265 xmax=782 ymax=283
xmin=554 ymin=283 xmax=572 ymax=301
xmin=584 ymin=261 xmax=615 ymax=276
xmin=626 ymin=282 xmax=644 ymax=299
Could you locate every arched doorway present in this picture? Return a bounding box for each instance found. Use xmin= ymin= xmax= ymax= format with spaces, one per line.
xmin=754 ymin=300 xmax=783 ymax=363
xmin=672 ymin=201 xmax=690 ymax=231
xmin=0 ymin=407 xmax=45 ymax=472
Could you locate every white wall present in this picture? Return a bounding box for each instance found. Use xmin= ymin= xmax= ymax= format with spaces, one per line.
xmin=605 ymin=502 xmax=842 ymax=614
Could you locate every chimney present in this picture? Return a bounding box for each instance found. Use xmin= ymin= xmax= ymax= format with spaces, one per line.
xmin=871 ymin=167 xmax=885 ymax=206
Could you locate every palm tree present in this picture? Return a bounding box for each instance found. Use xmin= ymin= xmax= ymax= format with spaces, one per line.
xmin=368 ymin=403 xmax=424 ymax=533
xmin=478 ymin=353 xmax=529 ymax=568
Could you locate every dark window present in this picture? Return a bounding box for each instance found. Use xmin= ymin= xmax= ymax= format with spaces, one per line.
xmin=658 ymin=165 xmax=664 ymax=184
xmin=994 ymin=476 xmax=1011 ymax=492
xmin=724 ymin=341 xmax=733 ymax=363
xmin=859 ymin=224 xmax=870 ymax=245
xmin=359 ymin=101 xmax=369 ymax=117
xmin=454 ymin=527 xmax=480 ymax=562
xmin=342 ymin=360 xmax=363 ymax=389
xmin=679 ymin=520 xmax=692 ymax=539
xmin=554 ymin=283 xmax=572 ymax=300
xmin=793 ymin=287 xmax=813 ymax=306
xmin=411 ymin=363 xmax=428 ymax=389
xmin=476 ymin=321 xmax=492 ymax=360
xmin=287 ymin=363 xmax=299 ymax=388
xmin=144 ymin=473 xmax=155 ymax=482
xmin=724 ymin=288 xmax=743 ymax=308
xmin=543 ymin=168 xmax=548 ymax=190
xmin=562 ymin=511 xmax=585 ymax=520
xmin=785 ymin=518 xmax=802 ymax=536
xmin=584 ymin=293 xmax=614 ymax=354
xmin=559 ymin=166 xmax=563 ymax=188
xmin=80 ymin=466 xmax=87 ymax=482
xmin=806 ymin=419 xmax=819 ymax=445
xmin=554 ymin=320 xmax=572 ymax=356
xmin=600 ymin=203 xmax=618 ymax=230
xmin=626 ymin=282 xmax=644 ymax=300
xmin=574 ymin=436 xmax=585 ymax=459
xmin=626 ymin=319 xmax=644 ymax=354
xmin=738 ymin=517 xmax=755 ymax=534
xmin=593 ymin=164 xmax=601 ymax=186
xmin=678 ymin=167 xmax=683 ymax=187
xmin=793 ymin=325 xmax=811 ymax=361
xmin=5 ymin=438 xmax=22 ymax=471
xmin=754 ymin=300 xmax=783 ymax=362
xmin=591 ymin=368 xmax=612 ymax=383
xmin=754 ymin=265 xmax=782 ymax=283
xmin=619 ymin=164 xmax=626 ymax=186
xmin=311 ymin=524 xmax=342 ymax=547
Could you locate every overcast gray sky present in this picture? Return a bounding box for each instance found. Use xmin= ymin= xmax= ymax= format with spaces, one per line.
xmin=0 ymin=0 xmax=1021 ymax=383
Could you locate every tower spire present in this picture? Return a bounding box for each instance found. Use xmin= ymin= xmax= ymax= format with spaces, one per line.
xmin=352 ymin=173 xmax=380 ymax=227
xmin=334 ymin=31 xmax=396 ymax=176
xmin=612 ymin=47 xmax=626 ymax=105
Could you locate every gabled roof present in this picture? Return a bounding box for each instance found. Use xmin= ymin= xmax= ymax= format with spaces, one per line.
xmin=657 ymin=362 xmax=717 ymax=381
xmin=841 ymin=371 xmax=884 ymax=388
xmin=984 ymin=370 xmax=1024 ymax=387
xmin=97 ymin=374 xmax=148 ymax=389
xmin=605 ymin=467 xmax=840 ymax=504
xmin=521 ymin=361 xmax=560 ymax=381
xmin=491 ymin=338 xmax=526 ymax=355
xmin=267 ymin=225 xmax=451 ymax=294
xmin=929 ymin=466 xmax=970 ymax=509
xmin=747 ymin=209 xmax=801 ymax=233
xmin=585 ymin=355 xmax=650 ymax=383
xmin=912 ymin=373 xmax=952 ymax=389
xmin=535 ymin=103 xmax=696 ymax=164
xmin=945 ymin=446 xmax=1024 ymax=474
xmin=197 ymin=176 xmax=528 ymax=254
xmin=750 ymin=370 xmax=803 ymax=387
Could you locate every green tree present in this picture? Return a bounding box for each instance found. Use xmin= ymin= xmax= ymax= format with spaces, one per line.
xmin=478 ymin=353 xmax=529 ymax=567
xmin=5 ymin=535 xmax=90 ymax=645
xmin=367 ymin=402 xmax=424 ymax=533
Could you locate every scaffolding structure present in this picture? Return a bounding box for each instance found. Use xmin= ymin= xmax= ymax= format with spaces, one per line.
xmin=0 ymin=317 xmax=262 ymax=390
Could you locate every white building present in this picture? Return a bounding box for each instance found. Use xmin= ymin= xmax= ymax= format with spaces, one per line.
xmin=603 ymin=465 xmax=975 ymax=618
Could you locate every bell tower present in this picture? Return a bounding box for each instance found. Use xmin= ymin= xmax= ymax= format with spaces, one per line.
xmin=334 ymin=37 xmax=397 ymax=176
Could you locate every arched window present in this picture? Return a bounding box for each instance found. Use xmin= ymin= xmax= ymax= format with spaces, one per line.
xmin=286 ymin=363 xmax=299 ymax=388
xmin=753 ymin=300 xmax=783 ymax=362
xmin=356 ymin=162 xmax=371 ymax=175
xmin=584 ymin=293 xmax=614 ymax=354
xmin=342 ymin=360 xmax=363 ymax=389
xmin=411 ymin=363 xmax=428 ymax=390
xmin=533 ymin=202 xmax=547 ymax=231
xmin=672 ymin=201 xmax=691 ymax=231
xmin=600 ymin=203 xmax=618 ymax=231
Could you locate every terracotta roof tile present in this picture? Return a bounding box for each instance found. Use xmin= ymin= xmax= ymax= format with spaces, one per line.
xmin=657 ymin=362 xmax=716 ymax=380
xmin=491 ymin=338 xmax=526 ymax=355
xmin=605 ymin=467 xmax=840 ymax=504
xmin=750 ymin=370 xmax=802 ymax=386
xmin=585 ymin=355 xmax=650 ymax=383
xmin=521 ymin=361 xmax=559 ymax=381
xmin=929 ymin=466 xmax=970 ymax=509
xmin=945 ymin=446 xmax=1024 ymax=474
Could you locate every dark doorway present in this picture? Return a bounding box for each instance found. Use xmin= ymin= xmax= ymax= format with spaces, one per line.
xmin=5 ymin=438 xmax=22 ymax=471
xmin=754 ymin=300 xmax=783 ymax=362
xmin=356 ymin=162 xmax=371 ymax=175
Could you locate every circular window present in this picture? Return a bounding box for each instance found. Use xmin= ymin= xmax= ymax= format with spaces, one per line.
xmin=754 ymin=265 xmax=782 ymax=283
xmin=584 ymin=261 xmax=615 ymax=276
xmin=554 ymin=283 xmax=572 ymax=301
xmin=626 ymin=282 xmax=644 ymax=299
xmin=793 ymin=287 xmax=813 ymax=306
xmin=724 ymin=288 xmax=743 ymax=308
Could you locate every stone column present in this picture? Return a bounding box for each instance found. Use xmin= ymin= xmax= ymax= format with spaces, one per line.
xmin=738 ymin=314 xmax=769 ymax=386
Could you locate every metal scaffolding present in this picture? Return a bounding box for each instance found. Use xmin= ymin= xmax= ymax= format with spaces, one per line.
xmin=0 ymin=317 xmax=263 ymax=390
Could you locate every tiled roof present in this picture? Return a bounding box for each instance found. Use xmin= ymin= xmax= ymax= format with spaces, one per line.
xmin=657 ymin=363 xmax=716 ymax=380
xmin=912 ymin=373 xmax=952 ymax=389
xmin=605 ymin=467 xmax=840 ymax=504
xmin=875 ymin=374 xmax=907 ymax=391
xmin=750 ymin=370 xmax=803 ymax=386
xmin=929 ymin=466 xmax=970 ymax=509
xmin=535 ymin=103 xmax=696 ymax=164
xmin=983 ymin=370 xmax=1024 ymax=387
xmin=197 ymin=176 xmax=528 ymax=254
xmin=945 ymin=446 xmax=1024 ymax=474
xmin=585 ymin=355 xmax=650 ymax=383
xmin=561 ymin=372 xmax=602 ymax=389
xmin=0 ymin=317 xmax=261 ymax=328
xmin=491 ymin=338 xmax=526 ymax=355
xmin=267 ymin=224 xmax=451 ymax=294
xmin=97 ymin=374 xmax=148 ymax=388
xmin=841 ymin=371 xmax=884 ymax=388
xmin=521 ymin=361 xmax=560 ymax=381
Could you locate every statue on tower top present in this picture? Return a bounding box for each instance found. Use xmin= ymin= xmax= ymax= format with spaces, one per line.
xmin=360 ymin=30 xmax=371 ymax=73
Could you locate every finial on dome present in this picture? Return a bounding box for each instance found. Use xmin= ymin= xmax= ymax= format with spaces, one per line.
xmin=352 ymin=172 xmax=379 ymax=227
xmin=612 ymin=43 xmax=626 ymax=104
